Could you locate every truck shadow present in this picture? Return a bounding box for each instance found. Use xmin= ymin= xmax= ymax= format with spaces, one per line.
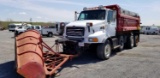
xmin=0 ymin=61 xmax=23 ymax=78
xmin=59 ymin=50 xmax=119 ymax=72
xmin=63 ymin=52 xmax=101 ymax=67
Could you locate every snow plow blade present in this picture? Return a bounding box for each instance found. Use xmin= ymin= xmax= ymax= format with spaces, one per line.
xmin=15 ymin=30 xmax=77 ymax=78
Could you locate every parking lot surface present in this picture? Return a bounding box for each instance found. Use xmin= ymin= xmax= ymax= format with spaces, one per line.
xmin=0 ymin=30 xmax=160 ymax=78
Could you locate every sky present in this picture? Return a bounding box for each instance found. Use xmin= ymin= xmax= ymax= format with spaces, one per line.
xmin=0 ymin=0 xmax=160 ymax=25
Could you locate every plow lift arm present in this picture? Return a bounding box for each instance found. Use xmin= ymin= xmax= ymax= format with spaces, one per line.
xmin=15 ymin=30 xmax=79 ymax=78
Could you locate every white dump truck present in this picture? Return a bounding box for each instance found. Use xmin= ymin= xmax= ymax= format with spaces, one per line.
xmin=58 ymin=4 xmax=141 ymax=60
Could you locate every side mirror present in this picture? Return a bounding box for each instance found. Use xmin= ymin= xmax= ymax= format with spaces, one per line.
xmin=75 ymin=11 xmax=79 ymax=21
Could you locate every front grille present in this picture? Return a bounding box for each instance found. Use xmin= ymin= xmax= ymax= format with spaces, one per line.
xmin=66 ymin=27 xmax=85 ymax=36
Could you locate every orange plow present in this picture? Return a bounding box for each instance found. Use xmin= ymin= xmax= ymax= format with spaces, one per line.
xmin=15 ymin=30 xmax=78 ymax=78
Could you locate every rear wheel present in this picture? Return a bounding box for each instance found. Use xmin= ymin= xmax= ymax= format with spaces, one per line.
xmin=126 ymin=33 xmax=134 ymax=49
xmin=48 ymin=32 xmax=53 ymax=37
xmin=97 ymin=40 xmax=112 ymax=60
xmin=118 ymin=36 xmax=124 ymax=51
xmin=133 ymin=35 xmax=139 ymax=47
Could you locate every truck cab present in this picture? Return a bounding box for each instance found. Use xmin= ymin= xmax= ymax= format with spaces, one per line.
xmin=64 ymin=5 xmax=116 ymax=44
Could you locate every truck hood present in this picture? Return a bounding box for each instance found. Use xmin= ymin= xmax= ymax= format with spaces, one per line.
xmin=66 ymin=20 xmax=105 ymax=27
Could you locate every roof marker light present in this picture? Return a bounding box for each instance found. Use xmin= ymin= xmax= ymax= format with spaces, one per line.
xmin=83 ymin=7 xmax=87 ymax=11
xmin=98 ymin=5 xmax=105 ymax=9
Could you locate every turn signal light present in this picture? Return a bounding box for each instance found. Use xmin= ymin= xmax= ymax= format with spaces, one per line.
xmin=88 ymin=38 xmax=98 ymax=42
xmin=86 ymin=23 xmax=93 ymax=27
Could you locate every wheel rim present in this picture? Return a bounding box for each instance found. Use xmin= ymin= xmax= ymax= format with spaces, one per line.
xmin=104 ymin=44 xmax=111 ymax=58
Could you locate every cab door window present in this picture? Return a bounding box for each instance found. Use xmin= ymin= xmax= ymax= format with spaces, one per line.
xmin=107 ymin=10 xmax=116 ymax=22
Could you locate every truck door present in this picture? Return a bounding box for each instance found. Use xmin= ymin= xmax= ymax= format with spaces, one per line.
xmin=49 ymin=26 xmax=57 ymax=35
xmin=106 ymin=10 xmax=117 ymax=37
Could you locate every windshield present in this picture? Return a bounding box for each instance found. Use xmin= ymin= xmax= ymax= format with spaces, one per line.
xmin=78 ymin=10 xmax=106 ymax=20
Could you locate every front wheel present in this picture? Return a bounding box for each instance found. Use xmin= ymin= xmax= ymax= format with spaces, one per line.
xmin=97 ymin=40 xmax=112 ymax=60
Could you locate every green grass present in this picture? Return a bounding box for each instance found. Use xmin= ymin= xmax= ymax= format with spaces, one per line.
xmin=0 ymin=21 xmax=54 ymax=29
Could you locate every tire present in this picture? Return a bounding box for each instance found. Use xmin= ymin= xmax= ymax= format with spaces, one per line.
xmin=47 ymin=32 xmax=53 ymax=37
xmin=118 ymin=36 xmax=124 ymax=51
xmin=14 ymin=37 xmax=17 ymax=69
xmin=127 ymin=33 xmax=134 ymax=49
xmin=97 ymin=40 xmax=112 ymax=60
xmin=133 ymin=35 xmax=138 ymax=47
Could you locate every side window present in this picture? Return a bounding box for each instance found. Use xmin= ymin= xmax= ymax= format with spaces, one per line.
xmin=49 ymin=26 xmax=55 ymax=28
xmin=107 ymin=10 xmax=116 ymax=22
xmin=36 ymin=26 xmax=40 ymax=29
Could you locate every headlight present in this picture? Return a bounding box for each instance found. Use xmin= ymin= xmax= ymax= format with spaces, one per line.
xmin=88 ymin=38 xmax=98 ymax=42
